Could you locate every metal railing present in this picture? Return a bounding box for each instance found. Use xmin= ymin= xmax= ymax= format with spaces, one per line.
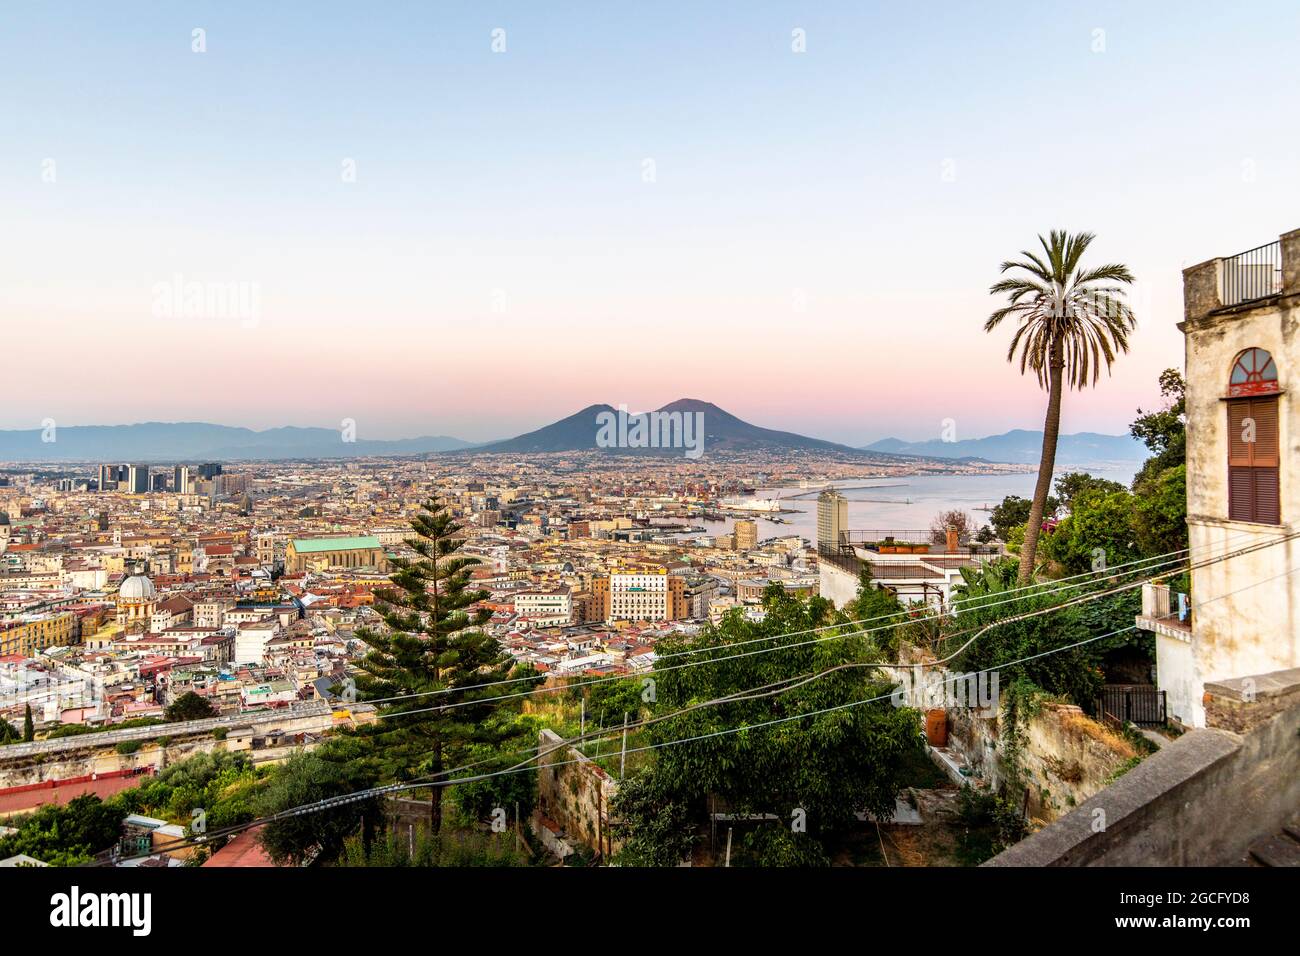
xmin=1222 ymin=240 xmax=1282 ymax=307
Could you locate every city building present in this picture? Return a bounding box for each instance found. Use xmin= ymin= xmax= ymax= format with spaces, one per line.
xmin=604 ymin=566 xmax=672 ymax=622
xmin=818 ymin=526 xmax=996 ymax=609
xmin=115 ymin=567 xmax=158 ymax=628
xmin=126 ymin=465 xmax=150 ymax=494
xmin=733 ymin=519 xmax=758 ymax=551
xmin=0 ymin=612 xmax=76 ymax=657
xmin=514 ymin=588 xmax=574 ymax=626
xmin=285 ymin=536 xmax=388 ymax=574
xmin=816 ymin=488 xmax=847 ymax=554
xmin=97 ymin=464 xmax=126 ymax=491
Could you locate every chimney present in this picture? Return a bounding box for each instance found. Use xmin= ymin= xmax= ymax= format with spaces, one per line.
xmin=945 ymin=526 xmax=958 ymax=553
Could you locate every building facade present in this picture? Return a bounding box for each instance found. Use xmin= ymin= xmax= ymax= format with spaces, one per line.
xmin=816 ymin=488 xmax=847 ymax=554
xmin=733 ymin=519 xmax=758 ymax=551
xmin=0 ymin=612 xmax=76 ymax=656
xmin=1140 ymin=228 xmax=1300 ymax=727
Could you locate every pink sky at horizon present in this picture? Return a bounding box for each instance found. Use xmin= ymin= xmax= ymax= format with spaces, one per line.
xmin=6 ymin=3 xmax=1296 ymax=445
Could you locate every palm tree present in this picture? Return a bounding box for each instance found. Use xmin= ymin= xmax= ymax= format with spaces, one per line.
xmin=986 ymin=231 xmax=1136 ymax=585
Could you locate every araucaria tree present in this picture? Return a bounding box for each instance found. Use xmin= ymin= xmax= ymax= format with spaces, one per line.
xmin=350 ymin=498 xmax=522 ymax=832
xmin=986 ymin=230 xmax=1136 ymax=584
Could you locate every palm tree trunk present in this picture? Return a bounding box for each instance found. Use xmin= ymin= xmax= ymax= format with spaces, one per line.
xmin=1017 ymin=342 xmax=1065 ymax=584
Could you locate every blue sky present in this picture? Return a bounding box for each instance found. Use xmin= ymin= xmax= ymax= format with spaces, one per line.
xmin=2 ymin=1 xmax=1298 ymax=443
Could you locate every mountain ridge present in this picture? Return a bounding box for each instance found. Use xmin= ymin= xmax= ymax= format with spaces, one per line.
xmin=863 ymin=429 xmax=1146 ymax=464
xmin=465 ymin=399 xmax=885 ymax=458
xmin=0 ymin=422 xmax=475 ymax=462
xmin=0 ymin=412 xmax=1143 ymax=465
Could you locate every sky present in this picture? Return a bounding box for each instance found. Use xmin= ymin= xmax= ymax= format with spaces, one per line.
xmin=2 ymin=1 xmax=1298 ymax=445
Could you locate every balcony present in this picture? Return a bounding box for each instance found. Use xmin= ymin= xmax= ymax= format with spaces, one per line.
xmin=1221 ymin=240 xmax=1282 ymax=307
xmin=818 ymin=530 xmax=1001 ymax=578
xmin=1184 ymin=229 xmax=1299 ymax=322
xmin=1135 ymin=581 xmax=1191 ymax=641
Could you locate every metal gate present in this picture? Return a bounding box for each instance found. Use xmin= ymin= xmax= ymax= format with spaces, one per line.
xmin=1098 ymin=684 xmax=1166 ymax=728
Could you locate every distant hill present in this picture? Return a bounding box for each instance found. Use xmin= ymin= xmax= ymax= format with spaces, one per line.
xmin=863 ymin=429 xmax=1146 ymax=465
xmin=469 ymin=399 xmax=898 ymax=459
xmin=0 ymin=422 xmax=474 ymax=462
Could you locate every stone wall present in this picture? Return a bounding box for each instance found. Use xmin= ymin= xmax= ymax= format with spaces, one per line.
xmin=536 ymin=728 xmax=620 ymax=858
xmin=986 ymin=666 xmax=1300 ymax=866
xmin=888 ymin=654 xmax=1136 ymax=824
xmin=944 ymin=698 xmax=1136 ymax=823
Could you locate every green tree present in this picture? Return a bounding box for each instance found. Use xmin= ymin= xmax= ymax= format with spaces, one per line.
xmin=1129 ymin=370 xmax=1188 ymax=559
xmin=22 ymin=704 xmax=34 ymax=742
xmin=844 ymin=566 xmax=904 ymax=659
xmin=336 ymin=828 xmax=527 ymax=867
xmin=348 ymin=497 xmax=533 ymax=832
xmin=1040 ymin=486 xmax=1138 ymax=575
xmin=0 ymin=795 xmax=121 ymax=866
xmin=737 ymin=825 xmax=832 ymax=867
xmin=1131 ymin=368 xmax=1186 ymax=485
xmin=614 ymin=585 xmax=918 ymax=864
xmin=986 ymin=231 xmax=1137 ymax=584
xmin=1054 ymin=472 xmax=1126 ymax=511
xmin=610 ymin=765 xmax=698 ymax=866
xmin=0 ymin=719 xmax=19 ymax=744
xmin=989 ymin=495 xmax=1057 ymax=542
xmin=952 ymin=557 xmax=1019 ymax=609
xmin=953 ymin=569 xmax=1111 ymax=708
xmin=256 ymin=747 xmax=379 ymax=866
xmin=165 ymin=691 xmax=218 ymax=722
xmin=1132 ymin=464 xmax=1187 ymax=558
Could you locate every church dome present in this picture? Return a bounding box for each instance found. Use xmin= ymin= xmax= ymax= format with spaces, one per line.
xmin=119 ymin=574 xmax=156 ymax=602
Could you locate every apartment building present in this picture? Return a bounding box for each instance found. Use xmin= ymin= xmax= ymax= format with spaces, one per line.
xmin=733 ymin=519 xmax=758 ymax=551
xmin=234 ymin=618 xmax=282 ymax=666
xmin=0 ymin=612 xmax=76 ymax=657
xmin=605 ymin=567 xmax=672 ymax=622
xmin=816 ymin=488 xmax=847 ymax=554
xmin=513 ymin=588 xmax=574 ymax=625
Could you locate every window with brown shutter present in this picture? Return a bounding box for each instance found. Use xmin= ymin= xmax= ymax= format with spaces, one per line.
xmin=1226 ymin=395 xmax=1281 ymax=524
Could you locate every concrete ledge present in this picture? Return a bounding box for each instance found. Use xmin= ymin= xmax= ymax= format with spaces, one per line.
xmin=1205 ymin=666 xmax=1300 ymax=703
xmin=1205 ymin=667 xmax=1300 ymax=734
xmin=986 ymin=668 xmax=1300 ymax=866
xmin=984 ymin=729 xmax=1240 ymax=867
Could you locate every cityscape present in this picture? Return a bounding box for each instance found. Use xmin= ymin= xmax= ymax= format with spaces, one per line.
xmin=1 ymin=0 xmax=1296 ymax=937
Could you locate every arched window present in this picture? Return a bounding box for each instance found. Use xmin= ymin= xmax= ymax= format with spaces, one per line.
xmin=1226 ymin=348 xmax=1281 ymax=524
xmin=1228 ymin=347 xmax=1279 ymax=397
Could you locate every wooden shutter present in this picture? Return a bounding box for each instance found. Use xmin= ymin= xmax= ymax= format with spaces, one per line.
xmin=1228 ymin=466 xmax=1256 ymax=522
xmin=1250 ymin=397 xmax=1280 ymax=466
xmin=1227 ymin=399 xmax=1254 ymax=466
xmin=1254 ymin=467 xmax=1281 ymax=524
xmin=1226 ymin=396 xmax=1282 ymax=524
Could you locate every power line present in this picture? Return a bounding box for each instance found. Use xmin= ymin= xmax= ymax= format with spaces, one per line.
xmin=115 ymin=539 xmax=1300 ymax=864
xmin=353 ymin=529 xmax=1281 ymax=718
xmin=346 ymin=539 xmax=1232 ymax=712
xmin=118 ymin=621 xmax=1143 ymax=861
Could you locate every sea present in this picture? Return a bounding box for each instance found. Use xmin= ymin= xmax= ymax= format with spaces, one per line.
xmin=695 ymin=465 xmax=1139 ymax=543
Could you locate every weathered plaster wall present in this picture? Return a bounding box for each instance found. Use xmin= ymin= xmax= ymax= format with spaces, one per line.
xmin=1177 ymin=231 xmax=1300 ymax=727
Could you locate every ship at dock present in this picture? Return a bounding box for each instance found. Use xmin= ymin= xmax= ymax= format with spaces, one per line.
xmin=720 ymin=496 xmax=784 ymax=513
